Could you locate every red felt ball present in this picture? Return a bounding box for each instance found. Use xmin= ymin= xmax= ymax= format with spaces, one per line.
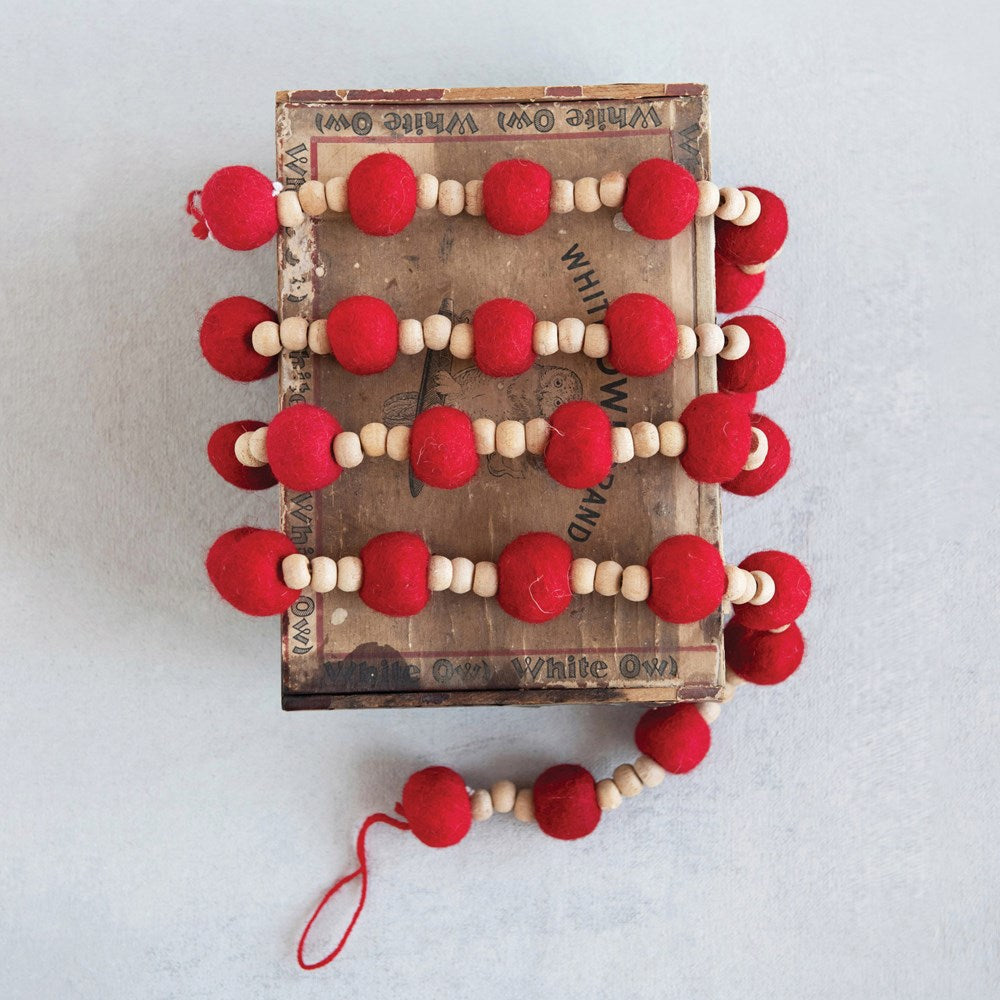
xmin=725 ymin=620 xmax=805 ymax=685
xmin=717 ymin=315 xmax=786 ymax=393
xmin=199 ymin=166 xmax=279 ymax=251
xmin=679 ymin=392 xmax=752 ymax=483
xmin=543 ymin=400 xmax=613 ymax=489
xmin=716 ymin=187 xmax=788 ymax=267
xmin=347 ymin=152 xmax=417 ymax=236
xmin=199 ymin=296 xmax=278 ymax=382
xmin=647 ymin=534 xmax=727 ymax=624
xmin=327 ymin=295 xmax=399 ymax=375
xmin=409 ymin=406 xmax=480 ymax=489
xmin=605 ymin=293 xmax=678 ymax=376
xmin=207 ymin=420 xmax=277 ymax=491
xmin=482 ymin=159 xmax=552 ymax=236
xmin=496 ymin=533 xmax=573 ymax=624
xmin=723 ymin=413 xmax=790 ymax=497
xmin=635 ymin=703 xmax=711 ymax=774
xmin=266 ymin=404 xmax=342 ymax=491
xmin=473 ymin=298 xmax=537 ymax=376
xmin=622 ymin=159 xmax=699 ymax=240
xmin=725 ymin=389 xmax=758 ymax=412
xmin=533 ymin=764 xmax=601 ymax=840
xmin=206 ymin=526 xmax=299 ymax=616
xmin=732 ymin=551 xmax=812 ymax=630
xmin=400 ymin=766 xmax=472 ymax=848
xmin=716 ymin=252 xmax=765 ymax=313
xmin=359 ymin=531 xmax=431 ymax=617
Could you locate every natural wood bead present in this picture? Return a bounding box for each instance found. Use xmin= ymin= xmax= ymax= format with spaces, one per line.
xmin=658 ymin=421 xmax=687 ymax=457
xmin=423 ymin=314 xmax=452 ymax=351
xmin=496 ymin=420 xmax=526 ymax=458
xmin=557 ymin=317 xmax=586 ymax=354
xmin=472 ymin=561 xmax=498 ymax=598
xmin=359 ymin=422 xmax=388 ymax=458
xmin=308 ymin=319 xmax=330 ymax=354
xmin=438 ymin=179 xmax=465 ymax=216
xmin=464 ymin=179 xmax=484 ymax=216
xmin=513 ymin=788 xmax=535 ymax=823
xmin=416 ymin=173 xmax=439 ymax=210
xmin=696 ymin=179 xmax=721 ymax=217
xmin=749 ymin=570 xmax=776 ymax=606
xmin=570 ymin=557 xmax=598 ymax=595
xmin=594 ymin=560 xmax=623 ymax=597
xmin=235 ymin=431 xmax=265 ymax=468
xmin=450 ymin=557 xmax=475 ymax=594
xmin=725 ymin=564 xmax=755 ymax=603
xmin=398 ymin=318 xmax=424 ymax=355
xmin=280 ymin=317 xmax=309 ymax=352
xmin=336 ymin=556 xmax=363 ymax=593
xmin=297 ymin=179 xmax=328 ymax=217
xmin=631 ymin=421 xmax=660 ymax=458
xmin=276 ymin=189 xmax=305 ymax=228
xmin=449 ymin=322 xmax=474 ymax=359
xmin=385 ymin=425 xmax=410 ymax=461
xmin=252 ymin=320 xmax=281 ymax=357
xmin=248 ymin=426 xmax=269 ymax=465
xmin=621 ymin=565 xmax=651 ymax=602
xmin=282 ymin=553 xmax=311 ymax=590
xmin=611 ymin=426 xmax=635 ymax=464
xmin=733 ymin=189 xmax=761 ymax=227
xmin=770 ymin=623 xmax=792 ymax=634
xmin=490 ymin=779 xmax=517 ymax=814
xmin=427 ymin=554 xmax=454 ymax=592
xmin=695 ymin=323 xmax=725 ymax=357
xmin=533 ymin=320 xmax=559 ymax=356
xmin=596 ymin=778 xmax=623 ymax=811
xmin=333 ymin=431 xmax=364 ymax=469
xmin=599 ymin=170 xmax=626 ymax=208
xmin=470 ymin=789 xmax=493 ymax=821
xmin=583 ymin=323 xmax=610 ymax=358
xmin=715 ymin=186 xmax=746 ymax=222
xmin=697 ymin=701 xmax=723 ymax=724
xmin=744 ymin=426 xmax=769 ymax=471
xmin=310 ymin=556 xmax=338 ymax=594
xmin=613 ymin=763 xmax=643 ymax=798
xmin=574 ymin=177 xmax=601 ymax=212
xmin=739 ymin=260 xmax=769 ymax=275
xmin=634 ymin=754 xmax=666 ymax=788
xmin=720 ymin=323 xmax=750 ymax=360
xmin=524 ymin=417 xmax=551 ymax=455
xmin=550 ymin=178 xmax=575 ymax=214
xmin=676 ymin=324 xmax=697 ymax=360
xmin=324 ymin=176 xmax=348 ymax=212
xmin=472 ymin=418 xmax=496 ymax=455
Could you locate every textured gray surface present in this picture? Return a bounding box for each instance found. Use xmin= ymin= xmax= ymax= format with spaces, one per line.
xmin=0 ymin=2 xmax=996 ymax=997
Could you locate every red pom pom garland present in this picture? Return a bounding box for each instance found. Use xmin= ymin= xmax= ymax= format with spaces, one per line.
xmin=206 ymin=526 xmax=300 ymax=616
xmin=409 ymin=406 xmax=480 ymax=489
xmin=473 ymin=297 xmax=537 ymax=376
xmin=543 ymin=400 xmax=613 ymax=489
xmin=533 ymin=765 xmax=601 ymax=840
xmin=327 ymin=295 xmax=400 ymax=375
xmin=647 ymin=534 xmax=728 ymax=624
xmin=678 ymin=392 xmax=754 ymax=483
xmin=716 ymin=187 xmax=789 ymax=268
xmin=723 ymin=413 xmax=791 ymax=496
xmin=188 ymin=166 xmax=280 ymax=250
xmin=497 ymin=533 xmax=573 ymax=623
xmin=730 ymin=550 xmax=812 ymax=631
xmin=265 ymin=403 xmax=343 ymax=492
xmin=725 ymin=620 xmax=805 ymax=685
xmin=716 ymin=252 xmax=766 ymax=313
xmin=623 ymin=158 xmax=699 ymax=240
xmin=207 ymin=420 xmax=277 ymax=491
xmin=635 ymin=703 xmax=712 ymax=774
xmin=359 ymin=531 xmax=431 ymax=617
xmin=199 ymin=296 xmax=279 ymax=381
xmin=347 ymin=152 xmax=417 ymax=236
xmin=716 ymin=315 xmax=786 ymax=394
xmin=482 ymin=159 xmax=552 ymax=235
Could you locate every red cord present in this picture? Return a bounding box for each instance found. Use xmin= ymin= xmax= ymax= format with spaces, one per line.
xmin=185 ymin=189 xmax=209 ymax=240
xmin=296 ymin=811 xmax=411 ymax=970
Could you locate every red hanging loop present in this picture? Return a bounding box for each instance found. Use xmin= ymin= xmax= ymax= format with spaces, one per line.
xmin=296 ymin=811 xmax=411 ymax=971
xmin=185 ymin=189 xmax=209 ymax=240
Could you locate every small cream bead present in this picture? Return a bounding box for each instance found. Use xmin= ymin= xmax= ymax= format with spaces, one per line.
xmin=658 ymin=421 xmax=687 ymax=457
xmin=599 ymin=171 xmax=626 ymax=208
xmin=470 ymin=789 xmax=493 ymax=821
xmin=437 ymin=179 xmax=465 ymax=216
xmin=496 ymin=420 xmax=526 ymax=458
xmin=416 ymin=173 xmax=439 ymax=210
xmin=633 ymin=754 xmax=666 ymax=788
xmin=697 ymin=701 xmax=723 ymax=724
xmin=696 ymin=179 xmax=721 ymax=217
xmin=252 ymin=320 xmax=281 ymax=357
xmin=310 ymin=556 xmax=338 ymax=594
xmin=570 ymin=557 xmax=598 ymax=595
xmin=513 ymin=788 xmax=535 ymax=823
xmin=234 ymin=431 xmax=265 ymax=468
xmin=449 ymin=322 xmax=474 ymax=359
xmin=472 ymin=561 xmax=498 ymax=598
xmin=524 ymin=417 xmax=551 ymax=455
xmin=720 ymin=324 xmax=751 ymax=360
xmin=725 ymin=564 xmax=753 ymax=603
xmin=427 ymin=554 xmax=454 ymax=592
xmin=422 ymin=314 xmax=452 ymax=352
xmin=744 ymin=427 xmax=769 ymax=471
xmin=596 ymin=778 xmax=623 ymax=811
xmin=611 ymin=426 xmax=635 ymax=464
xmin=550 ymin=179 xmax=575 ymax=214
xmin=324 ymin=177 xmax=348 ymax=212
xmin=464 ymin=179 xmax=484 ymax=216
xmin=297 ymin=179 xmax=328 ymax=217
xmin=472 ymin=418 xmax=496 ymax=455
xmin=279 ymin=317 xmax=309 ymax=352
xmin=336 ymin=556 xmax=363 ymax=593
xmin=771 ymin=623 xmax=792 ymax=634
xmin=695 ymin=323 xmax=726 ymax=357
xmin=282 ymin=553 xmax=311 ymax=591
xmin=333 ymin=431 xmax=364 ymax=469
xmin=739 ymin=261 xmax=769 ymax=276
xmin=385 ymin=425 xmax=411 ymax=461
xmin=490 ymin=779 xmax=517 ymax=814
xmin=733 ymin=189 xmax=761 ymax=227
xmin=276 ymin=189 xmax=305 ymax=228
xmin=594 ymin=560 xmax=623 ymax=597
xmin=613 ymin=763 xmax=643 ymax=798
xmin=359 ymin=422 xmax=388 ymax=458
xmin=308 ymin=319 xmax=330 ymax=354
xmin=715 ymin=187 xmax=746 ymax=222
xmin=749 ymin=570 xmax=777 ymax=606
xmin=574 ymin=177 xmax=601 ymax=212
xmin=449 ymin=557 xmax=475 ymax=594
xmin=533 ymin=320 xmax=559 ymax=357
xmin=557 ymin=317 xmax=585 ymax=354
xmin=398 ymin=318 xmax=424 ymax=356
xmin=620 ymin=565 xmax=651 ymax=602
xmin=631 ymin=421 xmax=660 ymax=459
xmin=248 ymin=427 xmax=269 ymax=465
xmin=583 ymin=323 xmax=610 ymax=358
xmin=676 ymin=324 xmax=697 ymax=360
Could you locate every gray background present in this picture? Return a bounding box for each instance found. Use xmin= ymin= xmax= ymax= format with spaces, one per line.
xmin=1 ymin=1 xmax=996 ymax=997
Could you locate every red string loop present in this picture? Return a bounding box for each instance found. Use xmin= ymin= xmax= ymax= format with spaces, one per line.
xmin=185 ymin=189 xmax=209 ymax=240
xmin=296 ymin=811 xmax=410 ymax=971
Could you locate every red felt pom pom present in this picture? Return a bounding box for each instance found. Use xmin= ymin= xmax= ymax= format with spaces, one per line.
xmin=647 ymin=534 xmax=726 ymax=624
xmin=266 ymin=404 xmax=342 ymax=491
xmin=199 ymin=296 xmax=278 ymax=382
xmin=206 ymin=526 xmax=299 ymax=616
xmin=715 ymin=252 xmax=765 ymax=313
xmin=359 ymin=531 xmax=430 ymax=617
xmin=725 ymin=620 xmax=805 ymax=685
xmin=725 ymin=389 xmax=758 ymax=412
xmin=605 ymin=293 xmax=678 ymax=376
xmin=622 ymin=159 xmax=699 ymax=240
xmin=198 ymin=166 xmax=279 ymax=251
xmin=543 ymin=400 xmax=612 ymax=489
xmin=732 ymin=551 xmax=811 ymax=630
xmin=635 ymin=703 xmax=711 ymax=774
xmin=716 ymin=187 xmax=788 ymax=267
xmin=409 ymin=406 xmax=480 ymax=489
xmin=208 ymin=420 xmax=276 ymax=491
xmin=679 ymin=392 xmax=752 ymax=483
xmin=497 ymin=533 xmax=573 ymax=624
xmin=473 ymin=298 xmax=537 ymax=376
xmin=717 ymin=315 xmax=786 ymax=393
xmin=347 ymin=152 xmax=417 ymax=237
xmin=482 ymin=159 xmax=552 ymax=236
xmin=723 ymin=413 xmax=790 ymax=496
xmin=400 ymin=766 xmax=472 ymax=848
xmin=533 ymin=764 xmax=601 ymax=840
xmin=327 ymin=295 xmax=399 ymax=375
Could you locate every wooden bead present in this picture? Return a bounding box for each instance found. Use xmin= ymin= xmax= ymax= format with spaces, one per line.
xmin=583 ymin=323 xmax=610 ymax=358
xmin=574 ymin=177 xmax=601 ymax=212
xmin=770 ymin=623 xmax=792 ymax=634
xmin=337 ymin=556 xmax=363 ymax=593
xmin=234 ymin=431 xmax=265 ymax=468
xmin=472 ymin=418 xmax=497 ymax=455
xmin=449 ymin=322 xmax=474 ymax=359
xmin=470 ymin=789 xmax=493 ymax=821
xmin=398 ymin=317 xmax=424 ymax=355
xmin=596 ymin=778 xmax=623 ymax=811
xmin=282 ymin=553 xmax=311 ymax=590
xmin=427 ymin=554 xmax=454 ymax=592
xmin=333 ymin=431 xmax=364 ymax=469
xmin=749 ymin=570 xmax=776 ymax=606
xmin=416 ymin=173 xmax=439 ymax=210
xmin=308 ymin=319 xmax=330 ymax=354
xmin=658 ymin=421 xmax=687 ymax=457
xmin=696 ymin=179 xmax=721 ymax=217
xmin=496 ymin=420 xmax=526 ymax=458
xmin=324 ymin=176 xmax=348 ymax=212
xmin=297 ymin=179 xmax=328 ymax=217
xmin=550 ymin=178 xmax=575 ymax=214
xmin=611 ymin=426 xmax=635 ymax=464
xmin=359 ymin=422 xmax=388 ymax=457
xmin=633 ymin=754 xmax=666 ymax=788
xmin=733 ymin=189 xmax=762 ymax=227
xmin=279 ymin=316 xmax=308 ymax=352
xmin=472 ymin=561 xmax=498 ymax=598
xmin=744 ymin=426 xmax=769 ymax=471
xmin=490 ymin=779 xmax=517 ymax=814
xmin=594 ymin=560 xmax=623 ymax=597
xmin=276 ymin=189 xmax=305 ymax=228
xmin=676 ymin=324 xmax=697 ymax=360
xmin=599 ymin=171 xmax=626 ymax=208
xmin=252 ymin=320 xmax=281 ymax=357
xmin=533 ymin=320 xmax=559 ymax=356
xmin=437 ymin=179 xmax=465 ymax=216
xmin=310 ymin=556 xmax=338 ymax=594
xmin=715 ymin=186 xmax=746 ymax=222
xmin=450 ymin=557 xmax=475 ymax=595
xmin=612 ymin=763 xmax=643 ymax=798
xmin=568 ymin=559 xmax=597 ymax=598
xmin=422 ymin=314 xmax=452 ymax=352
xmin=631 ymin=421 xmax=660 ymax=458
xmin=464 ymin=179 xmax=484 ymax=216
xmin=695 ymin=323 xmax=725 ymax=357
xmin=720 ymin=323 xmax=751 ymax=360
xmin=725 ymin=564 xmax=755 ymax=603
xmin=248 ymin=426 xmax=269 ymax=465
xmin=513 ymin=788 xmax=535 ymax=823
xmin=739 ymin=261 xmax=769 ymax=276
xmin=620 ymin=565 xmax=651 ymax=602
xmin=385 ymin=425 xmax=411 ymax=461
xmin=557 ymin=317 xmax=586 ymax=354
xmin=697 ymin=701 xmax=723 ymax=724
xmin=524 ymin=417 xmax=551 ymax=455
